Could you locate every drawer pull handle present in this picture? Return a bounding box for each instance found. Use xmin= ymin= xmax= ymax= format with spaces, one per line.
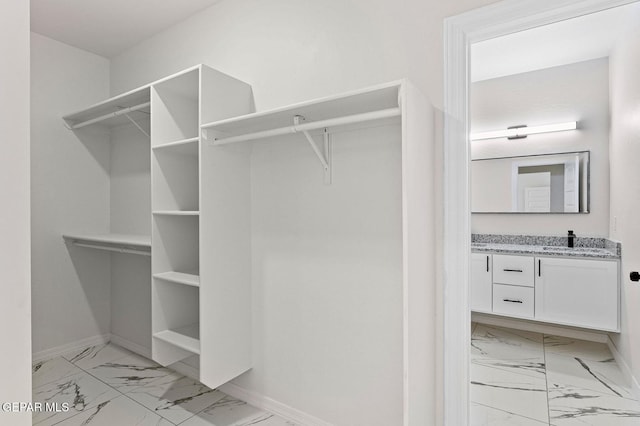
xmin=486 ymin=255 xmax=489 ymax=272
xmin=503 ymin=268 xmax=523 ymax=272
xmin=503 ymin=298 xmax=523 ymax=304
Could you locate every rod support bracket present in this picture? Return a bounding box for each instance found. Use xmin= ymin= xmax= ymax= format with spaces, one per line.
xmin=123 ymin=112 xmax=150 ymax=138
xmin=295 ymin=116 xmax=331 ymax=184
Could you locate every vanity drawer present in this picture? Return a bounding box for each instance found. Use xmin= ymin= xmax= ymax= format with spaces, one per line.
xmin=493 ymin=254 xmax=535 ymax=287
xmin=493 ymin=284 xmax=535 ymax=318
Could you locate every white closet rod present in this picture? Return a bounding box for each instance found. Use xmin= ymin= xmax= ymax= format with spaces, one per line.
xmin=68 ymin=102 xmax=151 ymax=130
xmin=73 ymin=242 xmax=151 ymax=256
xmin=211 ymin=107 xmax=401 ymax=145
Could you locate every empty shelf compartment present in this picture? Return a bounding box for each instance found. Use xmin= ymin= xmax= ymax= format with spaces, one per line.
xmin=153 ymin=323 xmax=200 ymax=355
xmin=154 ymin=271 xmax=200 ymax=287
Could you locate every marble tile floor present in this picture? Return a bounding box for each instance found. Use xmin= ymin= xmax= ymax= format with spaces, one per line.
xmin=471 ymin=323 xmax=640 ymax=425
xmin=32 ymin=343 xmax=298 ymax=426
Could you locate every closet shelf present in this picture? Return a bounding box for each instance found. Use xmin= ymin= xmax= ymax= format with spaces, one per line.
xmin=200 ymin=81 xmax=402 ymax=145
xmin=63 ymin=87 xmax=151 ymax=131
xmin=152 ymin=137 xmax=199 ymax=153
xmin=153 ymin=323 xmax=200 ymax=355
xmin=154 ymin=271 xmax=200 ymax=287
xmin=153 ymin=210 xmax=199 ymax=216
xmin=63 ymin=233 xmax=151 ymax=256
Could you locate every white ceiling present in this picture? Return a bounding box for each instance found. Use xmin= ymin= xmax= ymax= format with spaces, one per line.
xmin=30 ymin=0 xmax=224 ymax=58
xmin=471 ymin=2 xmax=640 ymax=82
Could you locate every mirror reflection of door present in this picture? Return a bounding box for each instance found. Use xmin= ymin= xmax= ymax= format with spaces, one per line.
xmin=520 ymin=173 xmax=551 ymax=212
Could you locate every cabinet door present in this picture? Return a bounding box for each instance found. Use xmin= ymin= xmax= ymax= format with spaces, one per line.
xmin=471 ymin=253 xmax=492 ymax=313
xmin=535 ymin=257 xmax=618 ymax=331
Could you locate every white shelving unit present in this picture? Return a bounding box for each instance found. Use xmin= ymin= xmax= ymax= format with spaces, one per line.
xmin=151 ymin=65 xmax=254 ymax=377
xmin=62 ymin=64 xmax=254 ymax=389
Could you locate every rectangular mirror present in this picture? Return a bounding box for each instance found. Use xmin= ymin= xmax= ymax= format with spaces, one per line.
xmin=471 ymin=151 xmax=590 ymax=213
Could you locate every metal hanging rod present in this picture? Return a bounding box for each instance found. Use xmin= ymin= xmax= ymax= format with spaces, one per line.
xmin=209 ymin=107 xmax=401 ymax=146
xmin=72 ymin=241 xmax=151 ymax=256
xmin=67 ymin=102 xmax=151 ymax=130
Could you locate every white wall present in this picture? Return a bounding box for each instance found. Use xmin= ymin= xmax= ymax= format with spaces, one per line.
xmin=110 ymin=0 xmax=496 ymax=110
xmin=244 ymin=126 xmax=404 ymax=425
xmin=609 ymin=9 xmax=640 ymax=389
xmin=31 ymin=33 xmax=111 ymax=354
xmin=471 ymin=58 xmax=610 ymax=237
xmin=0 ymin=0 xmax=31 ymax=423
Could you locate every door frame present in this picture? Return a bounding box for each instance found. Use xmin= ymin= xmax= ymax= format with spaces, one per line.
xmin=442 ymin=0 xmax=637 ymax=424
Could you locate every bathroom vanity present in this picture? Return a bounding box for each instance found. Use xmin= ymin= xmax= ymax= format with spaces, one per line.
xmin=471 ymin=234 xmax=621 ymax=332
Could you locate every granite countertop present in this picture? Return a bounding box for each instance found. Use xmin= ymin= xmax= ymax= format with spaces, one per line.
xmin=471 ymin=234 xmax=621 ymax=260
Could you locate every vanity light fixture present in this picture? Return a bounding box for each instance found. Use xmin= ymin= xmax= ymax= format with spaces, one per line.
xmin=470 ymin=121 xmax=578 ymax=141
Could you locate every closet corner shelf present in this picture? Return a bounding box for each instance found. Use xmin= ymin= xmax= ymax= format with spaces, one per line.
xmin=154 ymin=271 xmax=200 ymax=287
xmin=153 ymin=324 xmax=200 ymax=355
xmin=153 ymin=210 xmax=199 ymax=216
xmin=63 ymin=233 xmax=151 ymax=256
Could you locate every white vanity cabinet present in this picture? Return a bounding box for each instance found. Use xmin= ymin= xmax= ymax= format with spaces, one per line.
xmin=471 ymin=251 xmax=620 ymax=332
xmin=535 ymin=257 xmax=619 ymax=331
xmin=471 ymin=253 xmax=492 ymax=313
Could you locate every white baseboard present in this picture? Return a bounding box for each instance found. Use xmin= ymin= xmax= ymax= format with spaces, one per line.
xmin=32 ymin=333 xmax=110 ymax=363
xmin=109 ymin=334 xmax=151 ymax=358
xmin=219 ymin=382 xmax=334 ymax=426
xmin=606 ymin=337 xmax=640 ymax=401
xmin=472 ymin=313 xmax=608 ymax=343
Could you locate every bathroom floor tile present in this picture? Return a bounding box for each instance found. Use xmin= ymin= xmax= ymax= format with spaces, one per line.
xmin=32 ymin=356 xmax=82 ymax=388
xmin=125 ymin=371 xmax=225 ymax=424
xmin=544 ymin=335 xmax=614 ymax=362
xmin=471 ymin=362 xmax=549 ymax=423
xmin=52 ymin=395 xmax=173 ymax=426
xmin=472 ymin=324 xmax=544 ymax=361
xmin=545 ymin=352 xmax=636 ymax=400
xmin=32 ymin=369 xmax=120 ymax=425
xmin=471 ymin=325 xmax=640 ymax=426
xmin=63 ymin=342 xmax=133 ymax=370
xmin=548 ymin=384 xmax=640 ymax=425
xmin=86 ymin=353 xmax=172 ymax=392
